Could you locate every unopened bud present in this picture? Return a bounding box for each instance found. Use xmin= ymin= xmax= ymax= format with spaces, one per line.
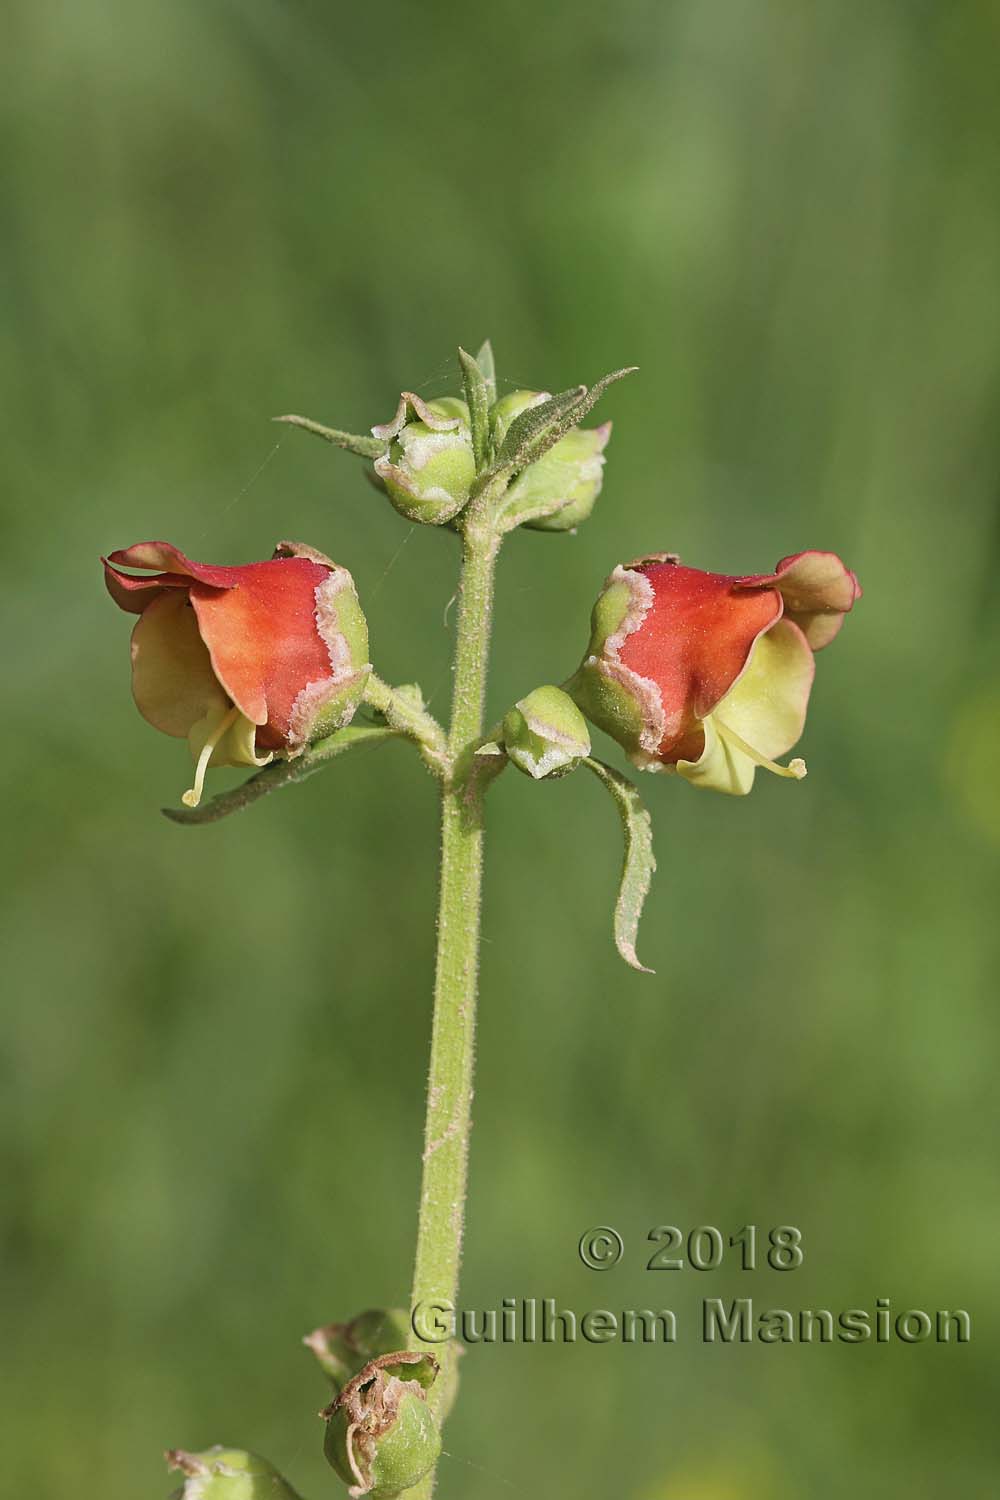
xmin=322 ymin=1352 xmax=441 ymax=1498
xmin=372 ymin=395 xmax=475 ymax=525
xmin=502 ymin=684 xmax=591 ymax=779
xmin=491 ymin=390 xmax=610 ymax=531
xmin=165 ymin=1447 xmax=302 ymax=1499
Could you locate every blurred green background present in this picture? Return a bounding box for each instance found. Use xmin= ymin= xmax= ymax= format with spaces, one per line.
xmin=2 ymin=2 xmax=998 ymax=1495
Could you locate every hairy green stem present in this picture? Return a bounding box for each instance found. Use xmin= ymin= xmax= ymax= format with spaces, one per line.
xmin=362 ymin=672 xmax=449 ymax=775
xmin=407 ymin=526 xmax=499 ymax=1493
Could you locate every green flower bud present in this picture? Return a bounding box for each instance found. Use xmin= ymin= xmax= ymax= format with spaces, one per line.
xmin=372 ymin=393 xmax=476 ymax=525
xmin=322 ymin=1352 xmax=441 ymax=1498
xmin=166 ymin=1447 xmax=302 ymax=1500
xmin=489 ymin=388 xmax=549 ymax=442
xmin=304 ymin=1309 xmax=413 ymax=1390
xmin=491 ymin=390 xmax=610 ymax=532
xmin=512 ymin=422 xmax=610 ymax=531
xmin=502 ymin=684 xmax=591 ymax=779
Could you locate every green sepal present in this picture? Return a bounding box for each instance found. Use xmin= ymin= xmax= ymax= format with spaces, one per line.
xmin=565 ymin=557 xmax=676 ymax=764
xmin=162 ymin=724 xmax=399 ymax=825
xmin=583 ymin=757 xmax=656 ymax=973
xmin=322 ymin=1352 xmax=441 ymax=1498
xmin=372 ymin=392 xmax=464 ymax=441
xmin=475 ymin=338 xmax=497 ymax=403
xmin=502 ymin=685 xmax=591 ymax=779
xmin=273 ymin=414 xmax=388 ymax=460
xmin=458 ymin=346 xmax=491 ymax=472
xmin=564 ymin=660 xmax=648 ymax=759
xmin=587 ymin=575 xmax=636 ymax=653
xmin=166 ymin=1447 xmax=303 ymax=1500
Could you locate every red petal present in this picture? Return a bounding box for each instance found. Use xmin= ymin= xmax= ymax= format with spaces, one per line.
xmin=188 ymin=556 xmax=335 ymax=740
xmin=103 ymin=559 xmax=192 ymax=614
xmin=619 ymin=562 xmax=782 ymax=759
xmin=106 ymin=541 xmax=244 ymax=590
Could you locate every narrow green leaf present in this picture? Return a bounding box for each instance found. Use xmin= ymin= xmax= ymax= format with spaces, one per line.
xmin=495 ymin=385 xmax=587 ymax=469
xmin=458 ymin=346 xmax=491 ymax=473
xmin=515 ymin=366 xmax=638 ymax=472
xmin=274 ymin=413 xmax=388 ymax=460
xmin=566 ymin=365 xmax=638 ymax=426
xmin=162 ymin=725 xmax=398 ymax=826
xmin=583 ymin=756 xmax=656 ymax=973
xmin=475 ymin=338 xmax=497 ymax=403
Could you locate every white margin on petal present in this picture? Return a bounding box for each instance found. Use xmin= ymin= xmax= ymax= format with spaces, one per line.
xmin=284 ymin=570 xmax=371 ymax=755
xmin=595 ymin=565 xmax=666 ymax=755
xmin=372 ymin=391 xmax=461 ymax=441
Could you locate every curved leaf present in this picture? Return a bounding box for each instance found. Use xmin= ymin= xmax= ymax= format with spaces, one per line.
xmin=583 ymin=756 xmax=656 ymax=972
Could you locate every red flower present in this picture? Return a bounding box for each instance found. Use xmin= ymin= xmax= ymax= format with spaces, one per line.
xmin=103 ymin=541 xmax=370 ymax=806
xmin=568 ymin=550 xmax=860 ymax=794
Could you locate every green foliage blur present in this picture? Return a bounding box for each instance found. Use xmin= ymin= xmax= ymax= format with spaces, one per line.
xmin=3 ymin=2 xmax=998 ymax=1495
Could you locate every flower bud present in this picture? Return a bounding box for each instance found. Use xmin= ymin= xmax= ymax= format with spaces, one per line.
xmin=502 ymin=685 xmax=591 ymax=779
xmin=305 ymin=1309 xmax=412 ymax=1390
xmin=372 ymin=394 xmax=476 ymax=525
xmin=491 ymin=390 xmax=610 ymax=531
xmin=322 ymin=1352 xmax=440 ymax=1498
xmin=489 ymin=389 xmax=548 ymax=441
xmin=166 ymin=1447 xmax=302 ymax=1499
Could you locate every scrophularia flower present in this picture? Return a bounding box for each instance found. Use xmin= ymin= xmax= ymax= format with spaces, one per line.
xmin=103 ymin=540 xmax=370 ymax=807
xmin=568 ymin=550 xmax=860 ymax=794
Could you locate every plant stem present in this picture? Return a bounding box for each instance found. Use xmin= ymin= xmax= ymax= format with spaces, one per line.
xmin=407 ymin=525 xmax=499 ymax=1489
xmin=362 ymin=672 xmax=449 ymax=775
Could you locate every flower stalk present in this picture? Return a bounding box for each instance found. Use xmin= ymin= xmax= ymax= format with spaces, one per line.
xmin=405 ymin=524 xmax=499 ymax=1492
